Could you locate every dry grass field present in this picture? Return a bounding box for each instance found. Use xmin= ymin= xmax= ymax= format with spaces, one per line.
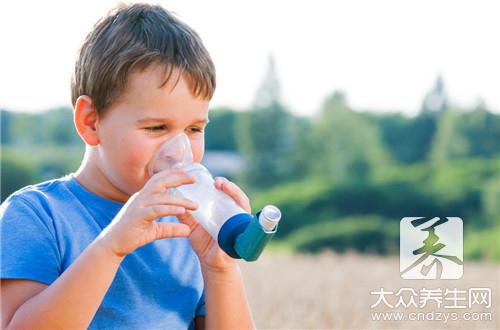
xmin=239 ymin=251 xmax=499 ymax=330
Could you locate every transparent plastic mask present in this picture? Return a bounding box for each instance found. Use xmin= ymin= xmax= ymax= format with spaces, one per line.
xmin=148 ymin=133 xmax=194 ymax=175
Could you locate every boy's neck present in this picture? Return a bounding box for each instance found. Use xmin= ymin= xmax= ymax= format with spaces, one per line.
xmin=74 ymin=148 xmax=130 ymax=204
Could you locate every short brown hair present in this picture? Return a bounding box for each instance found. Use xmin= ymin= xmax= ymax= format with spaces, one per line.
xmin=71 ymin=3 xmax=216 ymax=117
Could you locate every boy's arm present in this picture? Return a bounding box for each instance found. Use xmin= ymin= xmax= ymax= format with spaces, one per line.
xmin=2 ymin=240 xmax=124 ymax=329
xmin=179 ymin=176 xmax=255 ymax=330
xmin=202 ymin=264 xmax=255 ymax=330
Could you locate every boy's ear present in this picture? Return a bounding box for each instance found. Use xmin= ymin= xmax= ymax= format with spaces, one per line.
xmin=74 ymin=95 xmax=100 ymax=146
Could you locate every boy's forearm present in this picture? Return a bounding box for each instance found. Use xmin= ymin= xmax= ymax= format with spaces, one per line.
xmin=6 ymin=239 xmax=124 ymax=329
xmin=202 ymin=264 xmax=255 ymax=330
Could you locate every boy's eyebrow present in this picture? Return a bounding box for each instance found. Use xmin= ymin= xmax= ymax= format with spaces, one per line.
xmin=136 ymin=117 xmax=210 ymax=124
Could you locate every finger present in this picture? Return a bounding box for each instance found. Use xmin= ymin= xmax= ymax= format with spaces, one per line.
xmin=145 ymin=169 xmax=196 ymax=193
xmin=214 ymin=176 xmax=229 ymax=190
xmin=142 ymin=204 xmax=186 ymax=222
xmin=177 ymin=211 xmax=199 ymax=231
xmin=144 ymin=192 xmax=198 ymax=210
xmin=154 ymin=222 xmax=191 ymax=239
xmin=214 ymin=176 xmax=224 ymax=189
xmin=214 ymin=177 xmax=251 ymax=213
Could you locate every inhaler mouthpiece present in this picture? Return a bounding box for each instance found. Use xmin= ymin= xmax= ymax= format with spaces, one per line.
xmin=259 ymin=205 xmax=281 ymax=232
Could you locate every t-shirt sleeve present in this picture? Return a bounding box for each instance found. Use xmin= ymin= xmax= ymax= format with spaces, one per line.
xmin=195 ymin=289 xmax=206 ymax=316
xmin=0 ymin=195 xmax=61 ymax=285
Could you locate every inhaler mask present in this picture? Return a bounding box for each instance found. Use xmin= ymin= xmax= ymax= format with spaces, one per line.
xmin=148 ymin=132 xmax=281 ymax=261
xmin=148 ymin=132 xmax=193 ymax=172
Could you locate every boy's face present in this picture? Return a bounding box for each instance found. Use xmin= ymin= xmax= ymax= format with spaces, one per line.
xmin=95 ymin=64 xmax=210 ymax=198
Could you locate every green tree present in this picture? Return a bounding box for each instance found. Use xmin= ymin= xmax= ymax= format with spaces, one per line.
xmin=286 ymin=115 xmax=316 ymax=180
xmin=481 ymin=176 xmax=500 ymax=224
xmin=205 ymin=107 xmax=238 ymax=151
xmin=236 ymin=56 xmax=295 ymax=188
xmin=42 ymin=107 xmax=80 ymax=145
xmin=1 ymin=152 xmax=39 ymax=201
xmin=1 ymin=109 xmax=13 ymax=144
xmin=459 ymin=103 xmax=500 ymax=158
xmin=310 ymin=91 xmax=389 ymax=183
xmin=429 ymin=108 xmax=469 ymax=166
xmin=371 ymin=113 xmax=437 ymax=164
xmin=10 ymin=112 xmax=44 ymax=145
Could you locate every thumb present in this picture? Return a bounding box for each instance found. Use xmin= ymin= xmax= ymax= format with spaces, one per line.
xmin=155 ymin=222 xmax=191 ymax=240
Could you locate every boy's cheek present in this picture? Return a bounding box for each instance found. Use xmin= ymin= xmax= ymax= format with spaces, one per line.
xmin=111 ymin=153 xmax=151 ymax=192
xmin=191 ymin=138 xmax=205 ymax=163
xmin=193 ymin=150 xmax=205 ymax=163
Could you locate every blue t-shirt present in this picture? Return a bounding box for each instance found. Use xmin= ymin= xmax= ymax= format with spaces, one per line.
xmin=0 ymin=173 xmax=205 ymax=329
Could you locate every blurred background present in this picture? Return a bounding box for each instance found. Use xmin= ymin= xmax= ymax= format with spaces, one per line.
xmin=1 ymin=1 xmax=499 ymax=329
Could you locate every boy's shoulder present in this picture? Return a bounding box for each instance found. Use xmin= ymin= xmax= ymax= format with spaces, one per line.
xmin=1 ymin=174 xmax=74 ymax=215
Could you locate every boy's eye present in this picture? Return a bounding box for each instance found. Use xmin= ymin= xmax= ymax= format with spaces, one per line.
xmin=145 ymin=125 xmax=167 ymax=132
xmin=188 ymin=127 xmax=204 ymax=133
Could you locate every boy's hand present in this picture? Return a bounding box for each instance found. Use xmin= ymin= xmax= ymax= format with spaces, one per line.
xmin=177 ymin=177 xmax=251 ymax=273
xmin=95 ymin=168 xmax=199 ymax=258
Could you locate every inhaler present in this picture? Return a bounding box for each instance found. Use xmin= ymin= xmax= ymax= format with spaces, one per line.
xmin=148 ymin=133 xmax=281 ymax=261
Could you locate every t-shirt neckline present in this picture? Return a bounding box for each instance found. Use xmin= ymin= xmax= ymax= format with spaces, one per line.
xmin=64 ymin=172 xmax=125 ymax=215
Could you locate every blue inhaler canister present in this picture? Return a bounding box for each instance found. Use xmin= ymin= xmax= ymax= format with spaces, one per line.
xmin=148 ymin=133 xmax=282 ymax=261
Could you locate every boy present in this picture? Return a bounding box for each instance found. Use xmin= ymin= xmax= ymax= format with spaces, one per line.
xmin=0 ymin=3 xmax=255 ymax=329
